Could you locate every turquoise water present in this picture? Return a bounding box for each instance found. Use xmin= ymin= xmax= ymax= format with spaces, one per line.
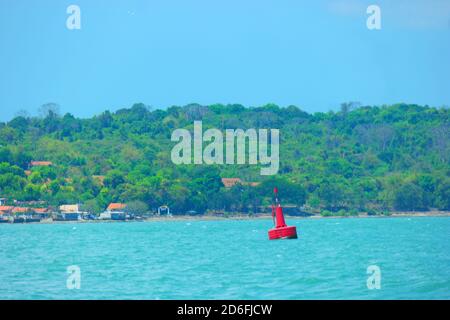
xmin=0 ymin=217 xmax=449 ymax=299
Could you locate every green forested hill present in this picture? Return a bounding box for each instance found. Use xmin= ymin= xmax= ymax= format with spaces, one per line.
xmin=0 ymin=103 xmax=449 ymax=215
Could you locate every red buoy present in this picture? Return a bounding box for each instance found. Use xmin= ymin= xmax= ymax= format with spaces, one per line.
xmin=268 ymin=187 xmax=298 ymax=240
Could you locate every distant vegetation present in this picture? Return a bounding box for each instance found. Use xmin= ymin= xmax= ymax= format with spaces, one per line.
xmin=0 ymin=103 xmax=449 ymax=215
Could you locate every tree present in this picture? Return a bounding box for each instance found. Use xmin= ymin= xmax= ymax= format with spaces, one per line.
xmin=14 ymin=109 xmax=30 ymax=118
xmin=184 ymin=103 xmax=209 ymax=121
xmin=125 ymin=200 xmax=149 ymax=215
xmin=40 ymin=103 xmax=61 ymax=133
xmin=97 ymin=111 xmax=113 ymax=128
xmin=9 ymin=116 xmax=29 ymax=131
xmin=258 ymin=176 xmax=306 ymax=207
xmin=38 ymin=103 xmax=60 ymax=118
xmin=82 ymin=199 xmax=102 ymax=214
xmin=104 ymin=170 xmax=125 ymax=189
xmin=436 ymin=179 xmax=450 ymax=210
xmin=0 ymin=102 xmax=448 ymax=215
xmin=340 ymin=101 xmax=361 ymax=116
xmin=394 ymin=183 xmax=426 ymax=211
xmin=0 ymin=126 xmax=18 ymax=144
xmin=355 ymin=124 xmax=395 ymax=152
xmin=0 ymin=149 xmax=13 ymax=164
xmin=317 ymin=181 xmax=346 ymax=211
xmin=430 ymin=124 xmax=450 ymax=163
xmin=23 ymin=183 xmax=41 ymax=201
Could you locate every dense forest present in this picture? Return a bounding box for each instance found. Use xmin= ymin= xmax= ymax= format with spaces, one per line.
xmin=0 ymin=103 xmax=449 ymax=216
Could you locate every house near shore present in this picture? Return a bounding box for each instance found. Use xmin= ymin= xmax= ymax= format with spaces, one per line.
xmin=0 ymin=205 xmax=50 ymax=222
xmin=106 ymin=203 xmax=127 ymax=212
xmin=107 ymin=203 xmax=127 ymax=220
xmin=0 ymin=206 xmax=14 ymax=214
xmin=0 ymin=206 xmax=14 ymax=221
xmin=59 ymin=204 xmax=80 ymax=213
xmin=58 ymin=204 xmax=84 ymax=221
xmin=12 ymin=207 xmax=30 ymax=215
xmin=0 ymin=198 xmax=7 ymax=206
xmin=100 ymin=203 xmax=127 ymax=220
xmin=32 ymin=208 xmax=50 ymax=219
xmin=11 ymin=207 xmax=34 ymax=223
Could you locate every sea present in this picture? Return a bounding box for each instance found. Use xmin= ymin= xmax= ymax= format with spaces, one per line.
xmin=0 ymin=217 xmax=449 ymax=299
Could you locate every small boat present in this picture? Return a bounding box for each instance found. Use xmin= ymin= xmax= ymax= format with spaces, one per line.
xmin=268 ymin=188 xmax=298 ymax=240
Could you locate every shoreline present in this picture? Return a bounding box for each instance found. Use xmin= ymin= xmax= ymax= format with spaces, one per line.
xmin=143 ymin=211 xmax=450 ymax=222
xmin=2 ymin=211 xmax=450 ymax=225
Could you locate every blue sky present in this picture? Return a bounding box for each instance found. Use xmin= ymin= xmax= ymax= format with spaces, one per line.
xmin=0 ymin=0 xmax=449 ymax=121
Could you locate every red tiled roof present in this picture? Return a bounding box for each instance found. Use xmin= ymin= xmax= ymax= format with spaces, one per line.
xmin=31 ymin=161 xmax=53 ymax=166
xmin=32 ymin=208 xmax=48 ymax=213
xmin=221 ymin=178 xmax=242 ymax=188
xmin=107 ymin=203 xmax=126 ymax=211
xmin=0 ymin=206 xmax=14 ymax=211
xmin=221 ymin=178 xmax=260 ymax=188
xmin=12 ymin=207 xmax=29 ymax=213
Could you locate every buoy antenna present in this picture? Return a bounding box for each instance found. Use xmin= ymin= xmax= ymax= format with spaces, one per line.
xmin=273 ymin=187 xmax=279 ymax=205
